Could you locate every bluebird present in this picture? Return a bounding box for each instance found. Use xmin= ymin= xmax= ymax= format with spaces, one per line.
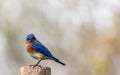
xmin=25 ymin=33 xmax=65 ymax=68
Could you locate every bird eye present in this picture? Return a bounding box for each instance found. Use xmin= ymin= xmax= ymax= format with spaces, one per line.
xmin=27 ymin=38 xmax=30 ymax=40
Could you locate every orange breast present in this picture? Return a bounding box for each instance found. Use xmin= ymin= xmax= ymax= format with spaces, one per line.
xmin=25 ymin=42 xmax=37 ymax=54
xmin=25 ymin=42 xmax=31 ymax=50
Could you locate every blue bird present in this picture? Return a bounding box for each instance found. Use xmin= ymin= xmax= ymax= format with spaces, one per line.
xmin=25 ymin=33 xmax=65 ymax=68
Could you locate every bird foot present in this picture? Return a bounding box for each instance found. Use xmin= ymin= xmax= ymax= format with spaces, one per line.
xmin=29 ymin=65 xmax=34 ymax=67
xmin=29 ymin=65 xmax=42 ymax=69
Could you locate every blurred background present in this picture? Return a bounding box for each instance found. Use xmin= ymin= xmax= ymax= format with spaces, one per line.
xmin=0 ymin=0 xmax=120 ymax=75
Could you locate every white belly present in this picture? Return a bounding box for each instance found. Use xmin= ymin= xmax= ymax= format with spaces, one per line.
xmin=31 ymin=53 xmax=43 ymax=60
xmin=30 ymin=53 xmax=50 ymax=60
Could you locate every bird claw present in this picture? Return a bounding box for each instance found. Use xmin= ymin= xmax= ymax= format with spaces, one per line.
xmin=29 ymin=65 xmax=37 ymax=68
xmin=29 ymin=65 xmax=33 ymax=67
xmin=29 ymin=65 xmax=34 ymax=67
xmin=29 ymin=65 xmax=42 ymax=69
xmin=33 ymin=65 xmax=37 ymax=68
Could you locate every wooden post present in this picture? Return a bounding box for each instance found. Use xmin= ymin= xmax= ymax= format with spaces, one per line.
xmin=18 ymin=66 xmax=51 ymax=75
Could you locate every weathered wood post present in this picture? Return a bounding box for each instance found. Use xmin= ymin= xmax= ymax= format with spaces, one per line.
xmin=18 ymin=66 xmax=51 ymax=75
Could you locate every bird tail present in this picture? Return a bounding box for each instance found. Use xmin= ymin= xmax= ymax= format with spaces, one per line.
xmin=52 ymin=57 xmax=66 ymax=66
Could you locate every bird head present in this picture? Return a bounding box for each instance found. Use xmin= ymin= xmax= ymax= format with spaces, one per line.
xmin=26 ymin=33 xmax=36 ymax=42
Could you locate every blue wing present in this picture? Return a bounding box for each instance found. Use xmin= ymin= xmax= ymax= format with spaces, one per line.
xmin=32 ymin=41 xmax=66 ymax=66
xmin=31 ymin=41 xmax=53 ymax=57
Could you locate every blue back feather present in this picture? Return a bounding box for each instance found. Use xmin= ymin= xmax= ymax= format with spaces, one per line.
xmin=31 ymin=41 xmax=54 ymax=57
